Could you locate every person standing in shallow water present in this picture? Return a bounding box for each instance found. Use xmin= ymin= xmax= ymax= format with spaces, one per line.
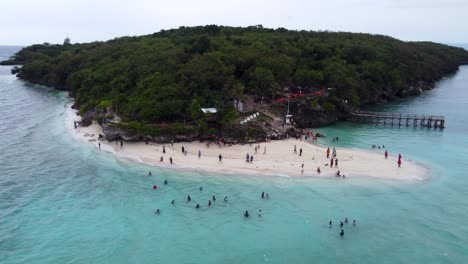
xmin=261 ymin=192 xmax=265 ymax=199
xmin=244 ymin=210 xmax=249 ymax=218
xmin=340 ymin=229 xmax=344 ymax=237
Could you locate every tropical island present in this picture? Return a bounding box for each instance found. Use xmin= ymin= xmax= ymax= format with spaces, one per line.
xmin=3 ymin=25 xmax=468 ymax=143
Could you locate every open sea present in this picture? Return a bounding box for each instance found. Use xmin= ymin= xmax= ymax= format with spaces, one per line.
xmin=1 ymin=46 xmax=468 ymax=263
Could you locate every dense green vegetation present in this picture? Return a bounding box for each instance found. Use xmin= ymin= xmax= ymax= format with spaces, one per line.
xmin=4 ymin=25 xmax=468 ymax=129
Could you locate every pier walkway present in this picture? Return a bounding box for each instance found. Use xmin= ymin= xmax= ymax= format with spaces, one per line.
xmin=349 ymin=111 xmax=445 ymax=128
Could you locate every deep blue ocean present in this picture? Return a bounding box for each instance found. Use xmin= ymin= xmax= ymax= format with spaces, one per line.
xmin=1 ymin=47 xmax=468 ymax=263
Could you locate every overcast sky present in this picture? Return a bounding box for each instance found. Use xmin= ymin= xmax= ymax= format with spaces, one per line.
xmin=1 ymin=0 xmax=467 ymax=45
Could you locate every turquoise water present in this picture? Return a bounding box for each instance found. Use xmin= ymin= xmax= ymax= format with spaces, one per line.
xmin=1 ymin=57 xmax=468 ymax=263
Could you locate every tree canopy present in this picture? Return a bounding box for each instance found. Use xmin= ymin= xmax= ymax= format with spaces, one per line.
xmin=3 ymin=25 xmax=468 ymax=126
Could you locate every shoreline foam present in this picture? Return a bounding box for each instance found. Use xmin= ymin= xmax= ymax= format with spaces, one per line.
xmin=65 ymin=104 xmax=428 ymax=181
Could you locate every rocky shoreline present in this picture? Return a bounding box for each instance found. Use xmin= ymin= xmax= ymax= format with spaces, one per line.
xmin=72 ymin=76 xmax=445 ymax=144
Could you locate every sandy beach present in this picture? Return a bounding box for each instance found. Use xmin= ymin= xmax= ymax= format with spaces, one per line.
xmin=67 ymin=109 xmax=427 ymax=181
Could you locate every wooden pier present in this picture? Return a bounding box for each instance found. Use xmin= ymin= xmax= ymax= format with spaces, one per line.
xmin=349 ymin=111 xmax=445 ymax=128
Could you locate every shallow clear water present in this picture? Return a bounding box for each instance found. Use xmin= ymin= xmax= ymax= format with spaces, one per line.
xmin=1 ymin=58 xmax=468 ymax=263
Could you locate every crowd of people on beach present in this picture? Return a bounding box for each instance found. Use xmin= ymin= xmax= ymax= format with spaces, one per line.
xmin=372 ymin=144 xmax=404 ymax=168
xmin=94 ymin=125 xmax=409 ymax=181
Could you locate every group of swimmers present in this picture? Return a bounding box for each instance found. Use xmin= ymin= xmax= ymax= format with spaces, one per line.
xmin=329 ymin=217 xmax=356 ymax=237
xmin=150 ymin=174 xmax=268 ymax=218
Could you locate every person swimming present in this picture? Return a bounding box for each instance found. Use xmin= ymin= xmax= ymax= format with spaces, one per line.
xmin=353 ymin=220 xmax=356 ymax=226
xmin=208 ymin=200 xmax=212 ymax=206
xmin=153 ymin=185 xmax=157 ymax=190
xmin=340 ymin=229 xmax=344 ymax=237
xmin=244 ymin=210 xmax=249 ymax=218
xmin=187 ymin=195 xmax=191 ymax=202
xmin=340 ymin=221 xmax=344 ymax=228
xmin=329 ymin=220 xmax=332 ymax=227
xmin=224 ymin=196 xmax=228 ymax=202
xmin=212 ymin=195 xmax=216 ymax=201
xmin=171 ymin=200 xmax=175 ymax=204
xmin=200 ymin=186 xmax=203 ymax=191
xmin=155 ymin=209 xmax=160 ymax=214
xmin=266 ymin=193 xmax=269 ymax=199
xmin=148 ymin=171 xmax=152 ymax=176
xmin=164 ymin=179 xmax=168 ymax=185
xmin=196 ymin=203 xmax=200 ymax=209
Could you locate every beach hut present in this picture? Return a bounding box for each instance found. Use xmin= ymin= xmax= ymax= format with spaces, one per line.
xmin=201 ymin=108 xmax=217 ymax=114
